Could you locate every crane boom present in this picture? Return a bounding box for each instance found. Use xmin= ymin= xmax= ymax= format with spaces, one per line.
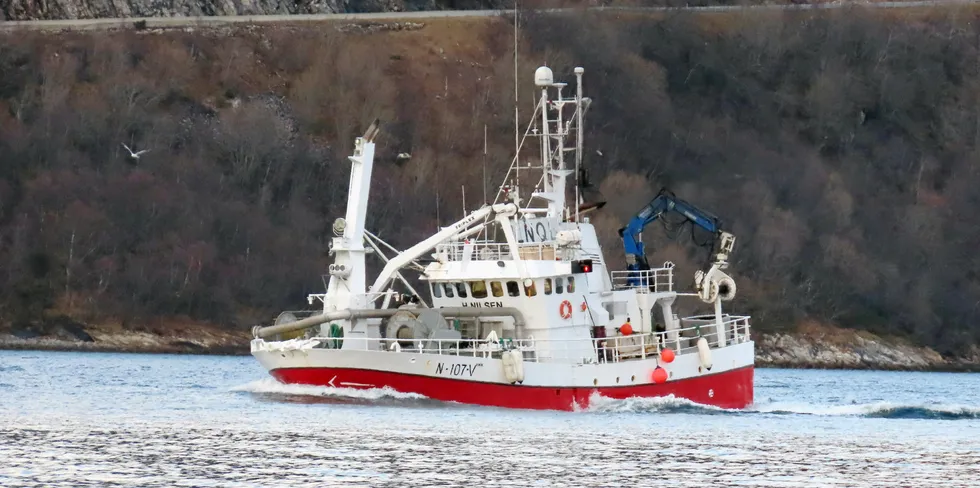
xmin=618 ymin=188 xmax=734 ymax=271
xmin=368 ymin=203 xmax=517 ymax=294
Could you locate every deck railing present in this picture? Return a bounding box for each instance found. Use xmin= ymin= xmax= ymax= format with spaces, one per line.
xmin=435 ymin=241 xmax=560 ymax=262
xmin=610 ymin=268 xmax=675 ymax=293
xmin=264 ymin=317 xmax=751 ymax=365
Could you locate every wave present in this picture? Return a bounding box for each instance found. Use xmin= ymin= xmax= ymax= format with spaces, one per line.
xmin=586 ymin=394 xmax=979 ymax=419
xmin=753 ymin=402 xmax=980 ymax=420
xmin=230 ymin=378 xmax=430 ymax=405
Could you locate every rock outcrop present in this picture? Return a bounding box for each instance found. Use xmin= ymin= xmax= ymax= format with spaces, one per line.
xmin=0 ymin=0 xmax=502 ymax=21
xmin=0 ymin=322 xmax=251 ymax=355
xmin=754 ymin=323 xmax=977 ymax=371
xmin=5 ymin=0 xmax=333 ymax=20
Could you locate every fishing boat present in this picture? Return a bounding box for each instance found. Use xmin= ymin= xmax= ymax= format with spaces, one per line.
xmin=250 ymin=66 xmax=754 ymax=411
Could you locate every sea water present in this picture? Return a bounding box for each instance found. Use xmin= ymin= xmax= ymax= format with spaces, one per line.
xmin=1 ymin=350 xmax=978 ymax=487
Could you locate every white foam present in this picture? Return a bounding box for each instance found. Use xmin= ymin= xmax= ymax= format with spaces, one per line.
xmin=584 ymin=392 xmax=732 ymax=414
xmin=230 ymin=378 xmax=428 ymax=401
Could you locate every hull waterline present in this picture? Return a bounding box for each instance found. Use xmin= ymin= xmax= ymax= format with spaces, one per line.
xmin=269 ymin=365 xmax=754 ymax=411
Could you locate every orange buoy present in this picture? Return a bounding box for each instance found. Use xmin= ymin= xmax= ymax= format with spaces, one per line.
xmin=661 ymin=348 xmax=675 ymax=363
xmin=652 ymin=367 xmax=668 ymax=384
xmin=620 ymin=323 xmax=633 ymax=336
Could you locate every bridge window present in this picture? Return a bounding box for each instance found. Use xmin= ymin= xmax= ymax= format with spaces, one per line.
xmin=491 ymin=281 xmax=504 ymax=297
xmin=443 ymin=283 xmax=454 ymax=298
xmin=544 ymin=278 xmax=552 ymax=295
xmin=525 ymin=280 xmax=537 ymax=297
xmin=567 ymin=276 xmax=575 ymax=293
xmin=469 ymin=281 xmax=488 ymax=299
xmin=507 ymin=281 xmax=520 ymax=297
xmin=432 ymin=283 xmax=442 ymax=298
xmin=456 ymin=282 xmax=468 ymax=298
xmin=555 ymin=277 xmax=564 ymax=294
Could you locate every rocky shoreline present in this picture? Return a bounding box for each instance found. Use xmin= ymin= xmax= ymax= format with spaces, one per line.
xmin=754 ymin=324 xmax=980 ymax=372
xmin=0 ymin=322 xmax=251 ymax=356
xmin=2 ymin=322 xmax=978 ymax=371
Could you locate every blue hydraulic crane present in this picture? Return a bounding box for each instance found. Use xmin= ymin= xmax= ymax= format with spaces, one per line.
xmin=617 ymin=188 xmax=735 ymax=272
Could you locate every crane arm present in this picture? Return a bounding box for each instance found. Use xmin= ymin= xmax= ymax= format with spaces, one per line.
xmin=618 ymin=188 xmax=731 ymax=271
xmin=368 ymin=203 xmax=518 ymax=294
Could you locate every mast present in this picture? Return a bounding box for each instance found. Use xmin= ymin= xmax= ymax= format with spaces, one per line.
xmin=575 ymin=67 xmax=584 ymax=222
xmin=514 ymin=4 xmax=520 ymax=204
xmin=531 ymin=66 xmax=583 ymax=221
xmin=325 ymin=121 xmax=380 ymax=313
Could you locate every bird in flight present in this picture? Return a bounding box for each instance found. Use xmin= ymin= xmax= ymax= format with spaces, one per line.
xmin=121 ymin=143 xmax=150 ymax=160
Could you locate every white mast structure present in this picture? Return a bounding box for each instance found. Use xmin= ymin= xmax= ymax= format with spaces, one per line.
xmin=324 ymin=121 xmax=380 ymax=315
xmin=510 ymin=67 xmax=588 ymax=223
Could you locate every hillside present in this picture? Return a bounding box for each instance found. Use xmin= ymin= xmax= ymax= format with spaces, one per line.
xmin=2 ymin=7 xmax=980 ymax=364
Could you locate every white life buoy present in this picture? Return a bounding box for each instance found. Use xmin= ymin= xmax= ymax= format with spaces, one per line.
xmin=697 ymin=337 xmax=713 ymax=370
xmin=559 ymin=300 xmax=573 ymax=320
xmin=501 ymin=349 xmax=525 ymax=383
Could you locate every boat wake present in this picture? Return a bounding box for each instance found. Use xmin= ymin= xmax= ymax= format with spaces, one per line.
xmin=752 ymin=401 xmax=980 ymax=420
xmin=586 ymin=393 xmax=980 ymax=419
xmin=232 ymin=380 xmax=979 ymax=419
xmin=586 ymin=393 xmax=733 ymax=415
xmin=231 ymin=378 xmax=435 ymax=407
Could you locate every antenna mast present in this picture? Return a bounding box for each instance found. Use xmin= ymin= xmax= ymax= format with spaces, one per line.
xmin=513 ymin=2 xmax=520 ymax=199
xmin=528 ymin=66 xmax=585 ymax=221
xmin=575 ymin=67 xmax=584 ymax=222
xmin=483 ymin=123 xmax=488 ymax=205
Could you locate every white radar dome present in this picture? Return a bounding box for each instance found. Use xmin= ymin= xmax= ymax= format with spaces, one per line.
xmin=534 ymin=66 xmax=554 ymax=86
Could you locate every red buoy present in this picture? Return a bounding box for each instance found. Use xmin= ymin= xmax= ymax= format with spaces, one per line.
xmin=661 ymin=348 xmax=675 ymax=363
xmin=652 ymin=367 xmax=668 ymax=384
xmin=620 ymin=323 xmax=633 ymax=336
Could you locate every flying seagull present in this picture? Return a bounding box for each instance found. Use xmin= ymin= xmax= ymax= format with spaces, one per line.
xmin=121 ymin=143 xmax=150 ymax=160
xmin=395 ymin=152 xmax=412 ymax=166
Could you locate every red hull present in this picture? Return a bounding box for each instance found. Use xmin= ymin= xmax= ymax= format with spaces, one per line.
xmin=270 ymin=366 xmax=754 ymax=411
